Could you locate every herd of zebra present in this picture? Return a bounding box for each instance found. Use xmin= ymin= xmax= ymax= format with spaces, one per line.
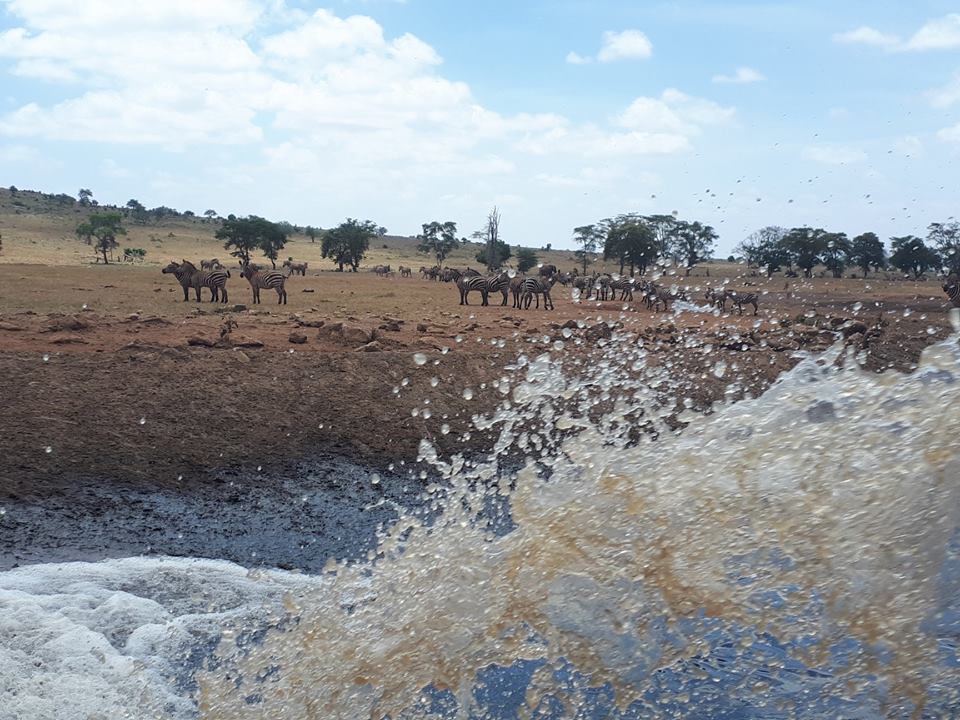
xmin=431 ymin=264 xmax=760 ymax=315
xmin=161 ymin=258 xmax=290 ymax=305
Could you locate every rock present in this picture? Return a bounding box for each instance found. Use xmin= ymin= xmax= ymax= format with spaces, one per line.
xmin=125 ymin=313 xmax=140 ymax=322
xmin=187 ymin=336 xmax=217 ymax=347
xmin=50 ymin=335 xmax=88 ymax=345
xmin=233 ymin=336 xmax=265 ymax=348
xmin=585 ymin=322 xmax=612 ymax=342
xmin=379 ymin=321 xmax=402 ymax=332
xmin=232 ymin=304 xmax=247 ymax=312
xmin=417 ymin=323 xmax=428 ymax=333
xmin=357 ymin=340 xmax=382 ymax=352
xmin=302 ymin=288 xmax=315 ymax=293
xmin=562 ymin=319 xmax=578 ymax=329
xmin=840 ymin=320 xmax=868 ymax=338
xmin=318 ymin=321 xmax=343 ymax=336
xmin=153 ymin=288 xmax=162 ymax=292
xmin=288 ymin=331 xmax=308 ymax=344
xmin=383 ymin=316 xmax=404 ymax=325
xmin=0 ymin=321 xmax=24 ymax=331
xmin=42 ymin=315 xmax=89 ymax=332
xmin=297 ymin=319 xmax=326 ymax=328
xmin=342 ymin=326 xmax=374 ymax=345
xmin=234 ymin=351 xmax=251 ymax=363
xmin=462 ymin=322 xmax=479 ymax=332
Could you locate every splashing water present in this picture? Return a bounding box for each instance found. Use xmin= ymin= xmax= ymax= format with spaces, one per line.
xmin=3 ymin=330 xmax=960 ymax=718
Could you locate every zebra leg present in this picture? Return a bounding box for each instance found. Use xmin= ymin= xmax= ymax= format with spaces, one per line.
xmin=752 ymin=302 xmax=758 ymax=316
xmin=210 ymin=286 xmax=218 ymax=302
xmin=481 ymin=290 xmax=489 ymax=307
xmin=221 ymin=285 xmax=228 ymax=303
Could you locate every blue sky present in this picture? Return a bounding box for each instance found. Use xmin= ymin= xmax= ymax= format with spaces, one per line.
xmin=1 ymin=1 xmax=959 ymax=253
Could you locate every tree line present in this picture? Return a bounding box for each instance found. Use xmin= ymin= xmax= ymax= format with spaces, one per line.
xmin=571 ymin=214 xmax=717 ymax=277
xmin=735 ymin=222 xmax=960 ymax=279
xmin=415 ymin=208 xmax=542 ymax=273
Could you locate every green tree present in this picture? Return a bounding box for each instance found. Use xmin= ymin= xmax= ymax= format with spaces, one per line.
xmin=673 ymin=220 xmax=717 ymax=275
xmin=321 ymin=218 xmax=378 ymax=271
xmin=305 ymin=225 xmax=320 ymax=243
xmin=515 ymin=247 xmax=539 ymax=272
xmin=784 ymin=227 xmax=828 ymax=278
xmin=927 ymin=221 xmax=960 ymax=274
xmin=821 ymin=232 xmax=851 ymax=278
xmin=87 ymin=212 xmax=126 ymax=264
xmin=75 ymin=221 xmax=94 ymax=245
xmin=475 ymin=239 xmax=511 ymax=267
xmin=78 ymin=188 xmax=93 ymax=206
xmin=125 ymin=199 xmax=148 ymax=224
xmin=644 ymin=214 xmax=680 ymax=259
xmin=203 ymin=209 xmax=218 ymax=223
xmin=472 ymin=207 xmax=506 ymax=271
xmin=572 ymin=224 xmax=602 ymax=274
xmin=737 ymin=226 xmax=788 ymax=276
xmin=216 ymin=215 xmax=288 ymax=268
xmin=849 ymin=232 xmax=886 ymax=277
xmin=605 ymin=214 xmax=658 ymax=276
xmin=889 ymin=235 xmax=940 ymax=279
xmin=417 ymin=221 xmax=459 ymax=266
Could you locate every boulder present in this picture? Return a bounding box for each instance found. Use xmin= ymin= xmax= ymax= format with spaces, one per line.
xmin=342 ymin=326 xmax=374 ymax=345
xmin=288 ymin=331 xmax=308 ymax=344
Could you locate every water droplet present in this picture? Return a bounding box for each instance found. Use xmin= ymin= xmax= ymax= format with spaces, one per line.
xmin=462 ymin=388 xmax=474 ymax=400
xmin=440 ymin=346 xmax=450 ymax=354
xmin=950 ymin=308 xmax=960 ymax=333
xmin=852 ymin=302 xmax=863 ymax=313
xmin=42 ymin=353 xmax=49 ymax=362
xmin=712 ymin=361 xmax=728 ymax=378
xmin=926 ymin=326 xmax=937 ymax=336
xmin=430 ymin=377 xmax=439 ymax=387
xmin=139 ymin=417 xmax=146 ymax=425
xmin=44 ymin=446 xmax=52 ymax=454
xmin=370 ymin=473 xmax=381 ymax=485
xmin=455 ymin=335 xmax=464 ymax=344
xmin=422 ymin=408 xmax=432 ymax=419
xmin=401 ymin=377 xmax=410 ymax=386
xmin=413 ymin=352 xmax=428 ymax=366
xmin=440 ymin=423 xmax=451 ymax=435
xmin=257 ymin=465 xmax=262 ymax=471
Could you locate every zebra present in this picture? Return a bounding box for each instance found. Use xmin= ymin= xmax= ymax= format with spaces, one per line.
xmin=728 ymin=290 xmax=759 ymax=315
xmin=610 ymin=277 xmax=635 ymax=302
xmin=240 ymin=263 xmax=287 ymax=304
xmin=282 ymin=259 xmax=308 ymax=276
xmin=520 ymin=276 xmax=555 ymax=310
xmin=162 ymin=260 xmax=229 ymax=303
xmin=705 ymin=288 xmax=729 ymax=310
xmin=201 ymin=258 xmax=223 ymax=270
xmin=485 ymin=271 xmax=512 ymax=306
xmin=457 ymin=274 xmax=489 ymax=305
xmin=399 ymin=265 xmax=412 ymax=278
xmin=510 ymin=273 xmax=527 ymax=309
xmin=943 ymin=274 xmax=960 ymax=307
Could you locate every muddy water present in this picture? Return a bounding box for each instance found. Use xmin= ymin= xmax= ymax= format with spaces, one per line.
xmin=2 ymin=322 xmax=960 ymax=719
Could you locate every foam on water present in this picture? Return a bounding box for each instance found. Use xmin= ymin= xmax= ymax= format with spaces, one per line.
xmin=3 ymin=329 xmax=960 ymax=718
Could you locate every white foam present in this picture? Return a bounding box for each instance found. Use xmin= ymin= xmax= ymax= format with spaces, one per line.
xmin=0 ymin=557 xmax=325 ymax=720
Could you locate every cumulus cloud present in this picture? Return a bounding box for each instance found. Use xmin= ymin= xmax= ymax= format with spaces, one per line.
xmin=833 ymin=14 xmax=960 ymax=52
xmin=937 ymin=122 xmax=960 ymax=144
xmin=927 ymin=71 xmax=960 ymax=108
xmin=565 ymin=51 xmax=590 ymax=65
xmin=597 ymin=29 xmax=653 ymax=62
xmin=712 ymin=67 xmax=765 ymax=84
xmin=802 ymin=144 xmax=867 ymax=165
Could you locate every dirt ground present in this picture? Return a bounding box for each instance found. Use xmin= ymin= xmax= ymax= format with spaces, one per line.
xmin=0 ymin=261 xmax=953 ymax=501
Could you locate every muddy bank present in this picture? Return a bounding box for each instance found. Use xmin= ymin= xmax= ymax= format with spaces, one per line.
xmin=0 ymin=455 xmax=433 ymax=572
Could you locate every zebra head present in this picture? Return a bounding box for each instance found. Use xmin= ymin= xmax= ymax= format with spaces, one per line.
xmin=161 ymin=261 xmax=181 ymax=275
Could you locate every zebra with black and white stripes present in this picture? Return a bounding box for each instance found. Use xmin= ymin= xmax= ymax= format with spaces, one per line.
xmin=728 ymin=290 xmax=759 ymax=315
xmin=457 ymin=274 xmax=489 ymax=305
xmin=240 ymin=263 xmax=288 ymax=304
xmin=520 ymin=276 xmax=555 ymax=310
xmin=943 ymin=274 xmax=960 ymax=307
xmin=162 ymin=260 xmax=230 ymax=303
xmin=485 ymin=271 xmax=511 ymax=306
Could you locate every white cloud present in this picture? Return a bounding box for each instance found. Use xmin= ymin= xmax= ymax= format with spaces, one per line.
xmin=597 ymin=29 xmax=653 ymax=62
xmin=937 ymin=122 xmax=960 ymax=144
xmin=803 ymin=144 xmax=867 ymax=165
xmin=565 ymin=51 xmax=590 ymax=65
xmin=833 ymin=26 xmax=899 ymax=49
xmin=927 ymin=71 xmax=960 ymax=108
xmin=904 ymin=13 xmax=960 ymax=51
xmin=712 ymin=67 xmax=765 ymax=84
xmin=893 ymin=135 xmax=923 ymax=157
xmin=833 ymin=14 xmax=960 ymax=53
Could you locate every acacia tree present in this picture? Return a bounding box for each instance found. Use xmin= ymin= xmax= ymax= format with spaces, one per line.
xmin=889 ymin=235 xmax=940 ymax=279
xmin=203 ymin=209 xmax=218 ymax=223
xmin=821 ymin=232 xmax=852 ymax=278
xmin=673 ymin=220 xmax=717 ymax=275
xmin=78 ymin=188 xmax=93 ymax=206
xmin=321 ymin=218 xmax=378 ymax=271
xmin=75 ymin=221 xmax=94 ymax=245
xmin=784 ymin=227 xmax=827 ymax=278
xmin=927 ymin=221 xmax=960 ymax=274
xmin=850 ymin=232 xmax=886 ymax=277
xmin=605 ymin=215 xmax=658 ymax=276
xmin=644 ymin=214 xmax=679 ymax=259
xmin=88 ymin=213 xmax=126 ymax=264
xmin=473 ymin=207 xmax=505 ymax=271
xmin=216 ymin=215 xmax=288 ymax=267
xmin=416 ymin=221 xmax=459 ymax=266
xmin=304 ymin=225 xmax=320 ymax=243
xmin=737 ymin=226 xmax=788 ymax=276
xmin=572 ymin=224 xmax=602 ymax=274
